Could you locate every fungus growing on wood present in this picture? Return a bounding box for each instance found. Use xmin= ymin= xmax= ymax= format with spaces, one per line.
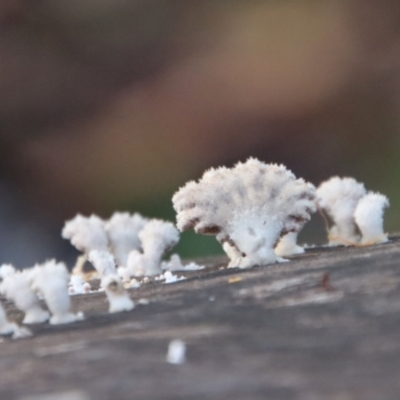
xmin=88 ymin=250 xmax=134 ymax=313
xmin=126 ymin=219 xmax=180 ymax=276
xmin=68 ymin=275 xmax=91 ymax=295
xmin=275 ymin=232 xmax=305 ymax=257
xmin=0 ymin=270 xmax=50 ymax=324
xmin=105 ymin=212 xmax=148 ymax=267
xmin=317 ymin=177 xmax=366 ymax=246
xmin=29 ymin=260 xmax=84 ymax=325
xmin=317 ymin=177 xmax=389 ymax=246
xmin=354 ymin=192 xmax=389 ymax=245
xmin=173 ymin=158 xmax=316 ymax=268
xmin=161 ymin=254 xmax=204 ymax=271
xmin=62 ymin=214 xmax=109 ymax=276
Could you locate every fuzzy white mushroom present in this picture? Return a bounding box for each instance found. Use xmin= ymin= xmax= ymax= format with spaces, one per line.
xmin=127 ymin=220 xmax=180 ymax=276
xmin=100 ymin=274 xmax=134 ymax=313
xmin=89 ymin=250 xmax=134 ymax=313
xmin=354 ymin=192 xmax=389 ymax=245
xmin=317 ymin=177 xmax=366 ymax=246
xmin=29 ymin=260 xmax=84 ymax=325
xmin=173 ymin=158 xmax=316 ymax=268
xmin=62 ymin=214 xmax=109 ymax=274
xmin=275 ymin=232 xmax=305 ymax=257
xmin=105 ymin=212 xmax=148 ymax=267
xmin=0 ymin=270 xmax=50 ymax=324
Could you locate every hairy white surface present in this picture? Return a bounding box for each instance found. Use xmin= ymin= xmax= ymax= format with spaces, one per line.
xmin=173 ymin=158 xmax=316 ymax=267
xmin=139 ymin=220 xmax=179 ymax=262
xmin=117 ymin=266 xmax=132 ymax=282
xmin=62 ymin=214 xmax=108 ymax=253
xmin=161 ymin=254 xmax=204 ymax=271
xmin=0 ymin=264 xmax=16 ymax=279
xmin=0 ymin=270 xmax=50 ymax=324
xmin=354 ymin=193 xmax=389 ymax=244
xmin=163 ymin=271 xmax=185 ymax=284
xmin=105 ymin=212 xmax=148 ymax=267
xmin=127 ymin=220 xmax=180 ymax=276
xmin=88 ymin=250 xmax=116 ymax=277
xmin=68 ymin=276 xmax=91 ymax=295
xmin=101 ymin=274 xmax=134 ymax=313
xmin=29 ymin=260 xmax=84 ymax=325
xmin=317 ymin=177 xmax=366 ymax=245
xmin=275 ymin=232 xmax=305 ymax=257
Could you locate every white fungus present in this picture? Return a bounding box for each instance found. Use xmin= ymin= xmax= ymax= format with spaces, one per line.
xmin=275 ymin=232 xmax=305 ymax=257
xmin=117 ymin=266 xmax=132 ymax=282
xmin=317 ymin=177 xmax=366 ymax=246
xmin=88 ymin=250 xmax=116 ymax=276
xmin=0 ymin=264 xmax=16 ymax=279
xmin=317 ymin=176 xmax=390 ymax=246
xmin=89 ymin=250 xmax=134 ymax=313
xmin=127 ymin=219 xmax=180 ymax=276
xmin=100 ymin=275 xmax=134 ymax=313
xmin=105 ymin=212 xmax=148 ymax=267
xmin=0 ymin=302 xmax=32 ymax=339
xmin=0 ymin=270 xmax=50 ymax=324
xmin=166 ymin=339 xmax=186 ymax=364
xmin=354 ymin=192 xmax=389 ymax=245
xmin=173 ymin=158 xmax=316 ymax=268
xmin=62 ymin=214 xmax=108 ymax=253
xmin=68 ymin=276 xmax=91 ymax=295
xmin=29 ymin=260 xmax=84 ymax=325
xmin=163 ymin=271 xmax=185 ymax=284
xmin=161 ymin=254 xmax=204 ymax=271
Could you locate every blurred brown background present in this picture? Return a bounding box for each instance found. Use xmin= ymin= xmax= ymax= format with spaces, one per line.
xmin=1 ymin=0 xmax=400 ymax=266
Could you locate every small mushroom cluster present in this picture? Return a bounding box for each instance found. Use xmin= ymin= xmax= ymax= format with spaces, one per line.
xmin=173 ymin=159 xmax=390 ymax=265
xmin=62 ymin=213 xmax=180 ymax=278
xmin=317 ymin=177 xmax=389 ymax=246
xmin=0 ymin=260 xmax=84 ymax=338
xmin=0 ymin=157 xmax=391 ymax=340
xmin=173 ymin=159 xmax=317 ymax=267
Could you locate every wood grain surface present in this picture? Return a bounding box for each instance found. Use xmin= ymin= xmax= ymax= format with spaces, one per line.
xmin=2 ymin=237 xmax=400 ymax=400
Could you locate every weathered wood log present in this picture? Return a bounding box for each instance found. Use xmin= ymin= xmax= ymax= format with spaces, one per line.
xmin=2 ymin=237 xmax=400 ymax=399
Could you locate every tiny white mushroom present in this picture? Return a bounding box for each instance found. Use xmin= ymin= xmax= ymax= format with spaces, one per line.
xmin=126 ymin=220 xmax=180 ymax=277
xmin=354 ymin=192 xmax=389 ymax=245
xmin=105 ymin=212 xmax=148 ymax=267
xmin=89 ymin=250 xmax=134 ymax=313
xmin=62 ymin=214 xmax=109 ymax=273
xmin=0 ymin=270 xmax=50 ymax=324
xmin=29 ymin=260 xmax=84 ymax=325
xmin=317 ymin=177 xmax=366 ymax=246
xmin=101 ymin=275 xmax=134 ymax=313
